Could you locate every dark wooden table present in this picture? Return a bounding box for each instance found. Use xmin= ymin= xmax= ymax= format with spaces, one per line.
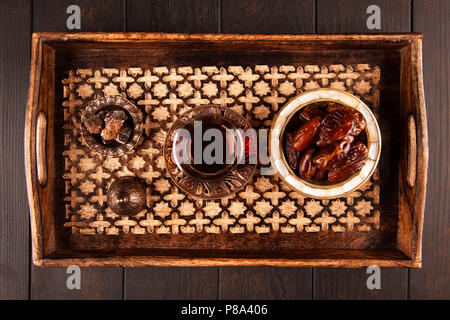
xmin=1 ymin=0 xmax=448 ymax=300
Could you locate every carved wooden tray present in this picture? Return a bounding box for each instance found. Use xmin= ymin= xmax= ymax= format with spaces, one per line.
xmin=25 ymin=33 xmax=427 ymax=267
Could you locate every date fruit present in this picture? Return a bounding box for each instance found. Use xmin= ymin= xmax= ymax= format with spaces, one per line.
xmin=312 ymin=136 xmax=353 ymax=170
xmin=299 ymin=105 xmax=326 ymax=122
xmin=318 ymin=111 xmax=353 ymax=145
xmin=315 ymin=169 xmax=327 ymax=180
xmin=328 ymin=159 xmax=365 ymax=182
xmin=343 ymin=141 xmax=367 ymax=165
xmin=292 ymin=117 xmax=321 ymax=152
xmin=299 ymin=147 xmax=317 ymax=179
xmin=326 ymin=104 xmax=351 ymax=114
xmin=284 ymin=102 xmax=368 ymax=184
xmin=285 ymin=132 xmax=300 ymax=170
xmin=349 ymin=110 xmax=366 ymax=136
xmin=327 ymin=104 xmax=366 ymax=136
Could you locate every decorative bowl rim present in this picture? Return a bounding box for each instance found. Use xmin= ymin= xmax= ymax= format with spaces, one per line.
xmin=269 ymin=88 xmax=382 ymax=199
xmin=80 ymin=95 xmax=143 ymax=157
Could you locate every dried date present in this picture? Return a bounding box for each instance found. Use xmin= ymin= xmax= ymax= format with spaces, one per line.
xmin=328 ymin=159 xmax=365 ymax=182
xmin=298 ymin=147 xmax=317 ymax=179
xmin=292 ymin=117 xmax=321 ymax=152
xmin=326 ymin=104 xmax=352 ymax=114
xmin=299 ymin=105 xmax=326 ymax=122
xmin=327 ymin=104 xmax=366 ymax=136
xmin=314 ymin=169 xmax=327 ymax=180
xmin=284 ymin=102 xmax=368 ymax=184
xmin=312 ymin=135 xmax=353 ymax=170
xmin=285 ymin=132 xmax=300 ymax=170
xmin=349 ymin=110 xmax=366 ymax=136
xmin=344 ymin=141 xmax=367 ymax=164
xmin=330 ymin=141 xmax=367 ymax=169
xmin=318 ymin=111 xmax=354 ymax=145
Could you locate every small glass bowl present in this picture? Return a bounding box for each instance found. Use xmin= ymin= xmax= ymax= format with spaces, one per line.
xmin=80 ymin=96 xmax=143 ymax=157
xmin=164 ymin=105 xmax=257 ymax=199
xmin=269 ymin=88 xmax=381 ymax=199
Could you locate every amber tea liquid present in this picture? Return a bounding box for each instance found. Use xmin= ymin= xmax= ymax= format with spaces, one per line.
xmin=171 ymin=113 xmax=246 ymax=179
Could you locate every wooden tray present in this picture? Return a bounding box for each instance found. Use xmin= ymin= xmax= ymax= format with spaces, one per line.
xmin=25 ymin=33 xmax=427 ymax=268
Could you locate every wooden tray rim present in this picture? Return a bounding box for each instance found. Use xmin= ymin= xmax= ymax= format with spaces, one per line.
xmin=25 ymin=32 xmax=427 ymax=268
xmin=31 ymin=32 xmax=423 ymax=46
xmin=36 ymin=256 xmax=420 ymax=268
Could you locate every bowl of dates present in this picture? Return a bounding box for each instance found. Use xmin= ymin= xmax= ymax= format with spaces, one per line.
xmin=269 ymin=88 xmax=381 ymax=199
xmin=81 ymin=95 xmax=143 ymax=157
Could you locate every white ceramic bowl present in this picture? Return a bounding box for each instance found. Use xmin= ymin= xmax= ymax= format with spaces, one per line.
xmin=269 ymin=88 xmax=381 ymax=199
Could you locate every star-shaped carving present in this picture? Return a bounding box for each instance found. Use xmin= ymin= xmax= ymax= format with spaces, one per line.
xmin=304 ymin=200 xmax=323 ymax=217
xmin=202 ymin=81 xmax=218 ymax=98
xmin=228 ymin=201 xmax=247 ymax=218
xmin=253 ymin=80 xmax=271 ymax=96
xmin=77 ymin=83 xmax=94 ymax=99
xmin=329 ymin=200 xmax=347 ymax=217
xmin=103 ymin=83 xmax=119 ymax=96
xmin=204 ymin=201 xmax=222 ymax=218
xmin=154 ymin=178 xmax=171 ymax=194
xmin=79 ymin=203 xmax=97 ymax=220
xmin=179 ymin=201 xmax=196 ymax=216
xmin=127 ymin=83 xmax=144 ymax=99
xmin=152 ymin=82 xmax=169 ymax=98
xmin=253 ymin=200 xmax=273 ymax=217
xmin=177 ymin=81 xmax=194 ymax=97
xmin=354 ymin=199 xmax=373 ymax=217
xmin=279 ymin=200 xmax=297 ymax=217
xmin=228 ymin=80 xmax=244 ymax=97
xmin=154 ymin=202 xmax=172 ymax=218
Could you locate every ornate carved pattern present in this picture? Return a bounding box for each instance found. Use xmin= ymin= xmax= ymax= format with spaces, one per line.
xmin=62 ymin=64 xmax=381 ymax=235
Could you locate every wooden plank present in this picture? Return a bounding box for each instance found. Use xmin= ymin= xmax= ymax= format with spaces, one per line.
xmin=314 ymin=268 xmax=406 ymax=299
xmin=33 ymin=0 xmax=125 ymax=32
xmin=317 ymin=0 xmax=410 ymax=33
xmin=220 ymin=267 xmax=312 ymax=299
xmin=222 ymin=0 xmax=314 ymax=34
xmin=127 ymin=0 xmax=220 ymax=32
xmin=31 ymin=0 xmax=125 ymax=300
xmin=219 ymin=0 xmax=314 ymax=299
xmin=0 ymin=0 xmax=31 ymax=300
xmin=314 ymin=0 xmax=410 ymax=300
xmin=125 ymin=267 xmax=217 ymax=299
xmin=31 ymin=268 xmax=122 ymax=299
xmin=124 ymin=0 xmax=220 ymax=299
xmin=409 ymin=0 xmax=450 ymax=300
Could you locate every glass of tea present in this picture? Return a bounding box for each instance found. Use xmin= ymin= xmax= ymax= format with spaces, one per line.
xmin=164 ymin=105 xmax=257 ymax=199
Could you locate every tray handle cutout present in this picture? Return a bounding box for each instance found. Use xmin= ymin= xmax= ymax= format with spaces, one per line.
xmin=36 ymin=111 xmax=47 ymax=186
xmin=407 ymin=114 xmax=417 ymax=188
